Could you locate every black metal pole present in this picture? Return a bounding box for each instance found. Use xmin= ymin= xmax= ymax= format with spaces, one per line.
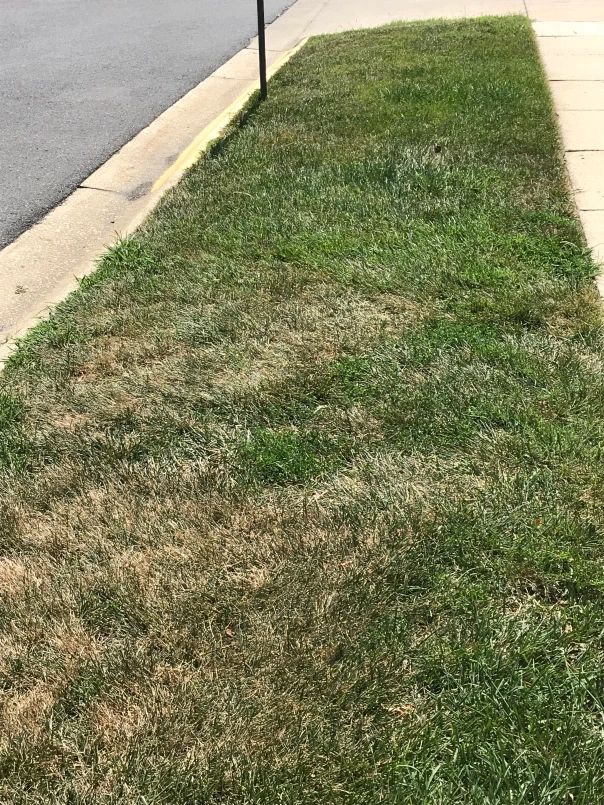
xmin=256 ymin=0 xmax=267 ymax=100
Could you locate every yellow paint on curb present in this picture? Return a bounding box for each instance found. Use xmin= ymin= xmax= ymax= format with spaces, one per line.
xmin=151 ymin=38 xmax=309 ymax=194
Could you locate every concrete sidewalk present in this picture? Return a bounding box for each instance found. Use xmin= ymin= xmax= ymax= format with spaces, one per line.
xmin=2 ymin=0 xmax=604 ymax=363
xmin=533 ymin=12 xmax=604 ymax=292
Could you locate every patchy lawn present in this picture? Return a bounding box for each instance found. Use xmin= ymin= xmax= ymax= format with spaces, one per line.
xmin=1 ymin=15 xmax=604 ymax=804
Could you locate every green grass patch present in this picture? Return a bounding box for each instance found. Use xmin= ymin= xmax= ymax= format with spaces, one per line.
xmin=1 ymin=15 xmax=604 ymax=803
xmin=236 ymin=427 xmax=347 ymax=486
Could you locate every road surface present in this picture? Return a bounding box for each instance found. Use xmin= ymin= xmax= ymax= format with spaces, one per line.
xmin=0 ymin=0 xmax=294 ymax=249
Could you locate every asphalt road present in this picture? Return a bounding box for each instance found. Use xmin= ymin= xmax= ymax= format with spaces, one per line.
xmin=0 ymin=0 xmax=294 ymax=249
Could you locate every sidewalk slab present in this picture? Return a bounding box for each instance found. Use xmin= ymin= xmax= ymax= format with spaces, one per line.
xmin=539 ymin=52 xmax=604 ymax=80
xmin=566 ymin=152 xmax=604 ymax=212
xmin=566 ymin=151 xmax=604 ymax=195
xmin=538 ymin=35 xmax=604 ymax=54
xmin=464 ymin=0 xmax=526 ymax=14
xmin=556 ymin=110 xmax=604 ymax=150
xmin=574 ymin=190 xmax=604 ymax=211
xmin=534 ymin=22 xmax=604 ymax=36
xmin=527 ymin=1 xmax=604 ymax=22
xmin=549 ymin=80 xmax=604 ymax=110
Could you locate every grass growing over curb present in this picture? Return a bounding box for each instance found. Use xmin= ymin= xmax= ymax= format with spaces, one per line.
xmin=1 ymin=15 xmax=604 ymax=803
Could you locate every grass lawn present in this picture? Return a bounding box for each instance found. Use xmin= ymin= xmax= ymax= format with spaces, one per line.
xmin=2 ymin=14 xmax=604 ymax=803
